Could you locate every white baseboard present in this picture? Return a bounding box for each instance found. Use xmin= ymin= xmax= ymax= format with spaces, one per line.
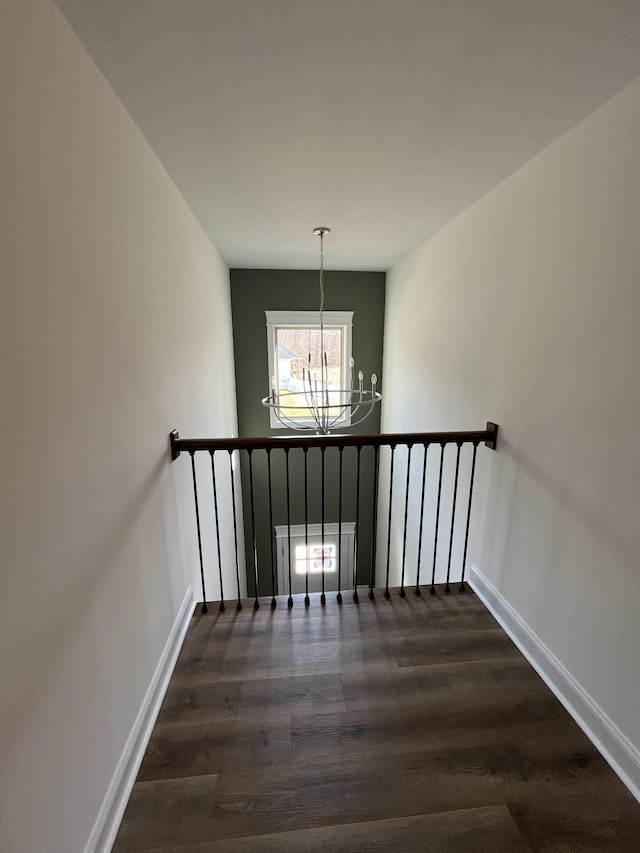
xmin=84 ymin=586 xmax=195 ymax=853
xmin=470 ymin=566 xmax=640 ymax=803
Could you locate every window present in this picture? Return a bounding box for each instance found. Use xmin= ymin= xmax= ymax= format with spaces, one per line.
xmin=295 ymin=543 xmax=337 ymax=575
xmin=265 ymin=310 xmax=353 ymax=429
xmin=274 ymin=522 xmax=356 ymax=595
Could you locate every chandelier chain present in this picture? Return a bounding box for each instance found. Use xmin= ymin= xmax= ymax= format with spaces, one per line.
xmin=319 ymin=230 xmax=324 ymax=318
xmin=319 ymin=229 xmax=325 ymax=354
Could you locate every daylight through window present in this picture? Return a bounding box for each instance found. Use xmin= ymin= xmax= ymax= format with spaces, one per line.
xmin=265 ymin=310 xmax=353 ymax=429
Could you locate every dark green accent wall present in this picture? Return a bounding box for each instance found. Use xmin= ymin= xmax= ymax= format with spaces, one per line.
xmin=230 ymin=269 xmax=385 ymax=437
xmin=230 ymin=269 xmax=386 ymax=595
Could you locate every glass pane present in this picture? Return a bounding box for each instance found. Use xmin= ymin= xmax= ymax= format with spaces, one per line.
xmin=295 ymin=542 xmax=337 ymax=574
xmin=276 ymin=327 xmax=344 ymax=418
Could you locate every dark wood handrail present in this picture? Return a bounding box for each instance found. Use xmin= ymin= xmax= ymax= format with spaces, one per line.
xmin=170 ymin=423 xmax=498 ymax=460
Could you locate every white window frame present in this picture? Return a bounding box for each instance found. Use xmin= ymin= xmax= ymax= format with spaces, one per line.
xmin=265 ymin=310 xmax=354 ymax=430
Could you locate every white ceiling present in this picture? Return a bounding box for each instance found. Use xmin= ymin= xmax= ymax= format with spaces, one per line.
xmin=55 ymin=0 xmax=640 ymax=271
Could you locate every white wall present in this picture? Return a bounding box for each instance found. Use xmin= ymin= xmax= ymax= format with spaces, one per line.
xmin=0 ymin=1 xmax=240 ymax=850
xmin=383 ymin=77 xmax=640 ymax=766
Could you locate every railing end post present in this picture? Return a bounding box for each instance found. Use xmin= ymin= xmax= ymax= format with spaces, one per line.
xmin=485 ymin=422 xmax=499 ymax=450
xmin=170 ymin=429 xmax=181 ymax=461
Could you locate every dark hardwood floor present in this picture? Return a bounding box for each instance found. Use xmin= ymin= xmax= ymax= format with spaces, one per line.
xmin=112 ymin=587 xmax=640 ymax=852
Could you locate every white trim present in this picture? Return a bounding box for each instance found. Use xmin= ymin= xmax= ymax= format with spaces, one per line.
xmin=470 ymin=565 xmax=640 ymax=804
xmin=265 ymin=310 xmax=354 ymax=327
xmin=275 ymin=522 xmax=356 ymax=539
xmin=84 ymin=586 xmax=195 ymax=853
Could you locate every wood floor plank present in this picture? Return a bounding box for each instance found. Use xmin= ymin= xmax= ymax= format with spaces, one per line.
xmin=289 ymin=694 xmax=565 ymax=765
xmin=508 ymin=791 xmax=640 ymax=853
xmin=157 ymin=681 xmax=242 ymax=724
xmin=341 ymin=654 xmax=535 ymax=705
xmin=113 ymin=587 xmax=640 ymax=852
xmin=111 ymin=775 xmax=219 ymax=852
xmin=137 ymin=718 xmax=291 ymax=781
xmin=199 ymin=609 xmax=497 ymax=646
xmin=170 ymin=636 xmax=394 ymax=686
xmin=236 ymin=672 xmax=346 ymax=719
xmin=158 ymin=672 xmax=346 ymax=724
xmin=208 ymin=729 xmax=636 ymax=843
xmin=134 ymin=804 xmax=535 ymax=852
xmin=389 ymin=626 xmax=521 ymax=667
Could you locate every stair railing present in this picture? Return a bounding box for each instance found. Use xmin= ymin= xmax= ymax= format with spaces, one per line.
xmin=170 ymin=424 xmax=498 ymax=613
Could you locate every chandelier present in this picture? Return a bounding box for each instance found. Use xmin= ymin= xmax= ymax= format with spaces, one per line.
xmin=262 ymin=228 xmax=382 ymax=435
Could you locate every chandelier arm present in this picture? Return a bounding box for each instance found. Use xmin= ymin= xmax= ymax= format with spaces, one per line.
xmin=330 ymin=391 xmax=376 ymax=426
xmin=326 ymin=408 xmax=351 ymax=430
xmin=265 ymin=390 xmax=381 ymax=433
xmin=310 ymin=377 xmax=322 ymax=425
xmin=325 ymin=393 xmax=359 ymax=427
xmin=312 ymin=378 xmax=323 ymax=427
xmin=274 ymin=413 xmax=296 ymax=430
xmin=301 ymin=383 xmax=314 ymax=417
xmin=324 ymin=392 xmax=370 ymax=430
xmin=272 ymin=405 xmax=300 ymax=428
xmin=273 ymin=409 xmax=316 ymax=432
xmin=302 ymin=369 xmax=321 ymax=424
xmin=344 ymin=395 xmax=383 ymax=429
